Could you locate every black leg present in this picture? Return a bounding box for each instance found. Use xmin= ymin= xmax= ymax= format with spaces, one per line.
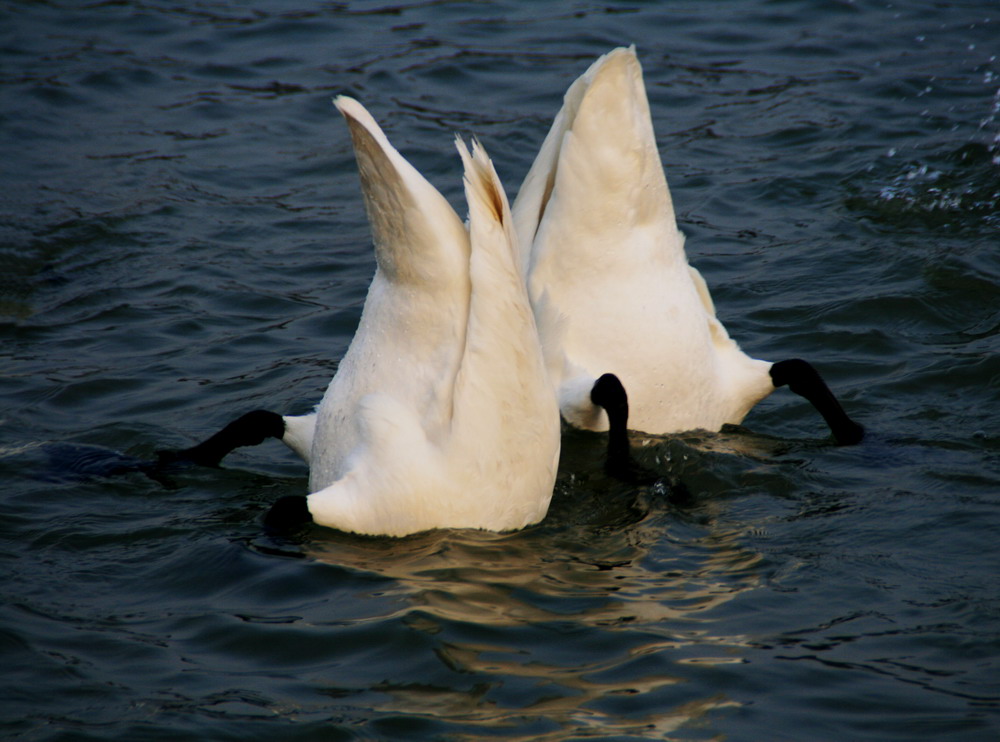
xmin=770 ymin=359 xmax=864 ymax=445
xmin=590 ymin=373 xmax=657 ymax=484
xmin=158 ymin=409 xmax=286 ymax=467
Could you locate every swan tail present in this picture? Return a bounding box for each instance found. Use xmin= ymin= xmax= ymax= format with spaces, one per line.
xmin=312 ymin=97 xmax=472 ymax=482
xmin=450 ymin=137 xmax=560 ymax=486
xmin=454 ymin=137 xmax=546 ymax=386
xmin=510 ymin=49 xmax=598 ymax=274
xmin=515 ymin=46 xmax=684 ymax=274
xmin=511 ymin=47 xmax=630 ymax=268
xmin=456 ymin=137 xmax=524 ymax=306
xmin=334 ymin=96 xmax=469 ymax=286
xmin=455 ymin=137 xmax=547 ymax=387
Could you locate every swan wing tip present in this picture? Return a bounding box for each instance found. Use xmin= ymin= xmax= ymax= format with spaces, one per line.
xmin=333 ymin=94 xmax=365 ymax=117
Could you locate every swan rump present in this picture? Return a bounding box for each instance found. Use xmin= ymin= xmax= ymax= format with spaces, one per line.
xmin=303 ymin=101 xmax=560 ymax=536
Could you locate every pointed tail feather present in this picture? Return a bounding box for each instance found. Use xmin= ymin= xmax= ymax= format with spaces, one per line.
xmin=513 ymin=46 xmax=683 ymax=273
xmin=334 ymin=96 xmax=468 ymax=286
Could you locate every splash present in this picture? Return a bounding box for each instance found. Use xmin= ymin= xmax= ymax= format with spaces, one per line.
xmin=849 ymin=85 xmax=1000 ymax=232
xmin=851 ymin=145 xmax=998 ymax=231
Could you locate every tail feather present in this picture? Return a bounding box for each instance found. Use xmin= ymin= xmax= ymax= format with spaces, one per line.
xmin=334 ymin=96 xmax=469 ymax=286
xmin=451 ymin=136 xmax=559 ymax=471
xmin=512 ymin=46 xmax=683 ymax=274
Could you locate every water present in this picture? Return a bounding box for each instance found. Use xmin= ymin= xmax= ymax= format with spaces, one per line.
xmin=2 ymin=1 xmax=998 ymax=739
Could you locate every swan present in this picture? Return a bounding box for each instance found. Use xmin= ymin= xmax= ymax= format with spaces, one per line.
xmin=511 ymin=46 xmax=863 ymax=445
xmin=164 ymin=96 xmax=571 ymax=536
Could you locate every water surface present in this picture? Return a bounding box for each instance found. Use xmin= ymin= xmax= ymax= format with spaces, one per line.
xmin=2 ymin=1 xmax=999 ymax=740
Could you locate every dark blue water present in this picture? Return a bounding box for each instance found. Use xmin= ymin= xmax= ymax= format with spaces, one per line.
xmin=2 ymin=1 xmax=999 ymax=740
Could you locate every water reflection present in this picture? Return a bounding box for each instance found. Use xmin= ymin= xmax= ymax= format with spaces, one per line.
xmin=249 ymin=434 xmax=767 ymax=737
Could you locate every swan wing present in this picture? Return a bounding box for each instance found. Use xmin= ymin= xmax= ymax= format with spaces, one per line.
xmin=513 ymin=46 xmax=684 ymax=277
xmin=513 ymin=48 xmax=773 ymax=434
xmin=449 ymin=138 xmax=560 ymax=528
xmin=310 ymin=99 xmax=471 ymax=491
xmin=281 ymin=413 xmax=316 ymax=463
xmin=334 ymin=96 xmax=469 ymax=286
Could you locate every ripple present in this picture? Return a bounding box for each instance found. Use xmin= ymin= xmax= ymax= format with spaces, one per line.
xmin=3 ymin=2 xmax=1000 ymax=741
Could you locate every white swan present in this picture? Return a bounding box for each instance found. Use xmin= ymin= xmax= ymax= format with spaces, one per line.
xmin=165 ymin=97 xmax=562 ymax=536
xmin=512 ymin=46 xmax=863 ymax=444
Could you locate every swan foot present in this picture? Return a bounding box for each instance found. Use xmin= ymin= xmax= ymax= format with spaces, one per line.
xmin=770 ymin=359 xmax=864 ymax=445
xmin=157 ymin=410 xmax=286 ymax=468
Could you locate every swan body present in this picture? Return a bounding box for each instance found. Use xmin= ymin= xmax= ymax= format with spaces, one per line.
xmin=513 ymin=46 xmax=861 ymax=443
xmin=298 ymin=98 xmax=559 ymax=536
xmin=163 ymin=48 xmax=859 ymax=528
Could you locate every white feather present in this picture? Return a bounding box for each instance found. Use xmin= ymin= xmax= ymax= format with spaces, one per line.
xmin=305 ymin=102 xmax=559 ymax=536
xmin=512 ymin=46 xmax=774 ymax=435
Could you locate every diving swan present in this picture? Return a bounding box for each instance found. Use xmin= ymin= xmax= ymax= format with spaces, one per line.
xmin=512 ymin=46 xmax=863 ymax=445
xmin=165 ymin=97 xmax=569 ymax=536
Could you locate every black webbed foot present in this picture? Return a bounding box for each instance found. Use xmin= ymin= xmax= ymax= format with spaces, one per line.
xmin=770 ymin=359 xmax=864 ymax=445
xmin=157 ymin=409 xmax=286 ymax=468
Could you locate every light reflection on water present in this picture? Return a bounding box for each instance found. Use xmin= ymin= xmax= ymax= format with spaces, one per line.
xmin=281 ymin=482 xmax=764 ymax=737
